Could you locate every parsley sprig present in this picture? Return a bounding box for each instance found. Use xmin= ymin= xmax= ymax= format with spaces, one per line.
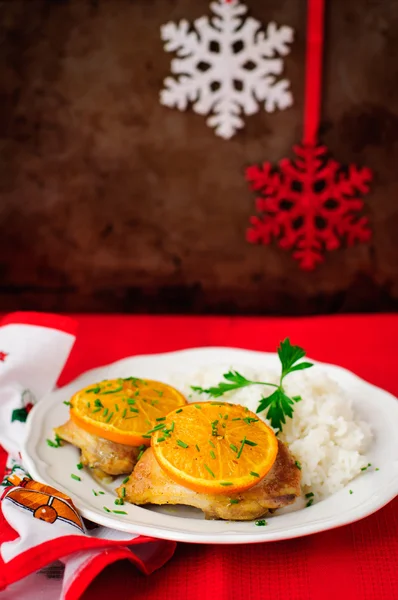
xmin=191 ymin=338 xmax=313 ymax=432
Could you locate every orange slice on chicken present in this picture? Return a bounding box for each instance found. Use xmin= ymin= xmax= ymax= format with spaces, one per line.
xmin=69 ymin=378 xmax=187 ymax=447
xmin=151 ymin=402 xmax=278 ymax=495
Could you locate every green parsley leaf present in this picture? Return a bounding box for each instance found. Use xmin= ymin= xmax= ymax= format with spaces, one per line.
xmin=190 ymin=338 xmax=312 ymax=432
xmin=256 ymin=389 xmax=302 ymax=431
xmin=191 ymin=371 xmax=275 ymax=398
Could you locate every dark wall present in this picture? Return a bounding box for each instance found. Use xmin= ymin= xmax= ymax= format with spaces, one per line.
xmin=1 ymin=0 xmax=398 ymax=314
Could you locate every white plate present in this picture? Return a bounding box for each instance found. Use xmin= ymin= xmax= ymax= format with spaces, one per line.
xmin=23 ymin=347 xmax=398 ymax=544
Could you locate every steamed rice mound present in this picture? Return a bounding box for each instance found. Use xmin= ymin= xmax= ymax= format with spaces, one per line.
xmin=171 ymin=365 xmax=372 ymax=500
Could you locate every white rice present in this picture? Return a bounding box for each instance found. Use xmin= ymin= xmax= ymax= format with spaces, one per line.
xmin=169 ymin=365 xmax=372 ymax=500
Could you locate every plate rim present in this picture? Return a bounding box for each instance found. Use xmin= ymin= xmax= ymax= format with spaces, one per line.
xmin=22 ymin=346 xmax=398 ymax=544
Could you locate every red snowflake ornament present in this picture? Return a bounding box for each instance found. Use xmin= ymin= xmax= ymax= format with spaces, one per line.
xmin=246 ymin=0 xmax=372 ymax=270
xmin=246 ymin=144 xmax=372 ymax=270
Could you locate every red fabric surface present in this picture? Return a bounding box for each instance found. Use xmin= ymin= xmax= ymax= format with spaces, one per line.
xmin=51 ymin=314 xmax=398 ymax=600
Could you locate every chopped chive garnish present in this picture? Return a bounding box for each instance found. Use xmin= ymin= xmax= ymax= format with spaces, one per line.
xmin=230 ymin=444 xmax=238 ymax=453
xmin=122 ymin=408 xmax=127 ymax=418
xmin=138 ymin=444 xmax=145 ymax=451
xmin=113 ymin=510 xmax=127 ymax=515
xmin=229 ymin=499 xmax=239 ymax=504
xmin=156 ymin=417 xmax=166 ymax=421
xmin=237 ymin=436 xmax=246 ymax=459
xmin=250 ymin=471 xmax=260 ymax=477
xmin=127 ymin=399 xmax=136 ymax=405
xmin=210 ymin=402 xmax=226 ymax=405
xmin=232 ymin=418 xmax=241 ymax=421
xmin=194 ymin=404 xmax=202 ymax=409
xmin=195 ymin=444 xmax=200 ymax=452
xmin=45 ymin=434 xmax=62 ymax=448
xmin=87 ymin=386 xmax=101 ymax=394
xmin=224 ymin=415 xmax=229 ymax=420
xmin=156 ymin=390 xmax=164 ymax=397
xmin=92 ymin=489 xmax=98 ymax=496
xmin=295 ymin=461 xmax=302 ymax=470
xmin=71 ymin=474 xmax=81 ymax=481
xmin=220 ymin=482 xmax=233 ymax=486
xmin=209 ymin=440 xmax=215 ymax=448
xmin=170 ymin=421 xmax=175 ymax=432
xmin=63 ymin=401 xmax=72 ymax=406
xmin=137 ymin=449 xmax=145 ymax=460
xmin=177 ymin=439 xmax=189 ymax=449
xmin=101 ymin=385 xmax=123 ymax=394
xmin=103 ymin=506 xmax=111 ymax=513
xmin=86 ymin=402 xmax=90 ymax=408
xmin=204 ymin=464 xmax=215 ymax=478
xmin=306 ymin=498 xmax=314 ymax=507
xmin=76 ymin=462 xmax=83 ymax=470
xmin=255 ymin=520 xmax=267 ymax=526
xmin=121 ymin=486 xmax=126 ymax=498
xmin=92 ymin=407 xmax=101 ymax=414
xmin=210 ymin=450 xmax=216 ymax=459
xmin=243 ymin=417 xmax=258 ymax=425
xmin=219 ymin=413 xmax=223 ymax=419
xmin=244 ymin=439 xmax=257 ymax=447
xmin=157 ymin=437 xmax=166 ymax=442
xmin=146 ymin=424 xmax=166 ymax=434
xmin=361 ymin=463 xmax=372 ymax=471
xmin=349 ymin=489 xmax=353 ymax=494
xmin=105 ymin=411 xmax=113 ymax=423
xmin=222 ymin=423 xmax=226 ymax=428
xmin=115 ymin=498 xmax=124 ymax=505
xmin=142 ymin=434 xmax=152 ymax=438
xmin=94 ymin=399 xmax=103 ymax=408
xmin=305 ymin=492 xmax=314 ymax=498
xmin=115 ymin=404 xmax=119 ymax=412
xmin=375 ymin=468 xmax=379 ymax=471
xmin=176 ymin=408 xmax=183 ymax=414
xmin=122 ymin=476 xmax=130 ymax=484
xmin=103 ymin=408 xmax=109 ymax=417
xmin=46 ymin=438 xmax=61 ymax=448
xmin=98 ymin=491 xmax=105 ymax=495
xmin=129 ymin=407 xmax=139 ymax=413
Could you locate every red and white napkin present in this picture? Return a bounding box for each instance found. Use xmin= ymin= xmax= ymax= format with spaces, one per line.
xmin=0 ymin=312 xmax=176 ymax=600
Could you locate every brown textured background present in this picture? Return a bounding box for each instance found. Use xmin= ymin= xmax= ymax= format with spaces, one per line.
xmin=0 ymin=0 xmax=397 ymax=314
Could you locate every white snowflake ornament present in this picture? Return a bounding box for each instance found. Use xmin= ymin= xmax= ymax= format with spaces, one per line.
xmin=160 ymin=0 xmax=294 ymax=139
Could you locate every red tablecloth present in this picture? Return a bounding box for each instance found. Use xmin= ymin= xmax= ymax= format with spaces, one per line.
xmin=37 ymin=315 xmax=398 ymax=598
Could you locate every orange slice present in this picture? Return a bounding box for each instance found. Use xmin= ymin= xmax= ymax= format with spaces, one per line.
xmin=69 ymin=378 xmax=187 ymax=446
xmin=151 ymin=402 xmax=278 ymax=495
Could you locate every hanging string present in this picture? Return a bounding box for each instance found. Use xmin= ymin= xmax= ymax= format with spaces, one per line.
xmin=303 ymin=0 xmax=325 ymax=146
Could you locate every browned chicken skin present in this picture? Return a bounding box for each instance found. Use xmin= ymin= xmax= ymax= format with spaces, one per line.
xmin=118 ymin=440 xmax=301 ymax=520
xmin=55 ymin=420 xmax=139 ymax=479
